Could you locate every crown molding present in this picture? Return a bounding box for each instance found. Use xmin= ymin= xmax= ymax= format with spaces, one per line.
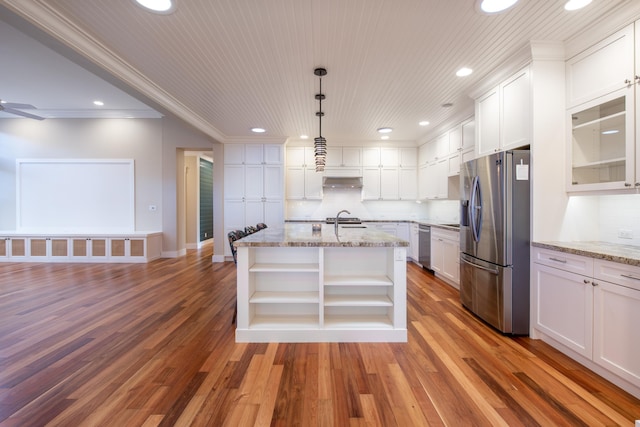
xmin=1 ymin=0 xmax=227 ymax=142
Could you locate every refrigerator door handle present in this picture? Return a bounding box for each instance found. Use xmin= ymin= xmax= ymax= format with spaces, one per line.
xmin=461 ymin=256 xmax=499 ymax=275
xmin=469 ymin=175 xmax=482 ymax=242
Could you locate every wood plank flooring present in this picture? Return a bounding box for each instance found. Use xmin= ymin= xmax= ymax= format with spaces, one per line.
xmin=1 ymin=247 xmax=639 ymax=426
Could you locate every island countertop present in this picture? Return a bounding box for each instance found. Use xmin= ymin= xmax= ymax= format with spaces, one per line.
xmin=233 ymin=223 xmax=409 ymax=248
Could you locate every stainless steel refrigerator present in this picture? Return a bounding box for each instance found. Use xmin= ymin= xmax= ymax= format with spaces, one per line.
xmin=459 ymin=150 xmax=530 ymax=335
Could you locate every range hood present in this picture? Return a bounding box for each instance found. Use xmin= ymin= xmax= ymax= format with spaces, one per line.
xmin=322 ymin=176 xmax=363 ymax=189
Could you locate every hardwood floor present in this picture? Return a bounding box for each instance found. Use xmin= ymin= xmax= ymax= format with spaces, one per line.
xmin=1 ymin=247 xmax=639 ymax=426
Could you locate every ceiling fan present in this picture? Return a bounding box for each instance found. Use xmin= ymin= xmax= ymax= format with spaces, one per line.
xmin=0 ymin=100 xmax=45 ymax=120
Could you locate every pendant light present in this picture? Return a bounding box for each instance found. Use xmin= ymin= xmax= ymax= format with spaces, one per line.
xmin=314 ymin=67 xmax=327 ymax=172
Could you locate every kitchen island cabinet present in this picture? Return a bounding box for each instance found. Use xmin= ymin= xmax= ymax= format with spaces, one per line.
xmin=233 ymin=224 xmax=408 ymax=343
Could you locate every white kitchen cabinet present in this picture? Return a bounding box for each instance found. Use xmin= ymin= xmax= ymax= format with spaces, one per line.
xmin=420 ymin=158 xmax=448 ymax=200
xmin=399 ymin=147 xmax=417 ymax=167
xmin=567 ymin=90 xmax=633 ymax=191
xmin=324 ymin=147 xmax=362 ymax=177
xmin=431 ymin=227 xmax=459 ymax=287
xmin=565 ymin=21 xmax=640 ymax=192
xmin=362 ymin=147 xmax=416 ymax=200
xmin=533 ymin=261 xmax=594 ymax=358
xmin=532 ymin=246 xmax=640 ymax=395
xmin=326 ymin=147 xmax=361 ymax=167
xmin=566 ymin=24 xmax=634 ymax=109
xmin=380 ymin=167 xmax=400 ymax=200
xmin=409 ymin=223 xmax=420 ymax=262
xmin=364 ymin=222 xmax=397 ymax=236
xmin=362 ymin=167 xmax=382 ymax=200
xmin=398 ymin=167 xmax=417 ymax=200
xmin=476 ymin=67 xmax=531 ymax=157
xmin=224 ymin=144 xmax=285 ymax=256
xmin=592 ymin=259 xmax=640 ymax=387
xmin=286 ymin=147 xmax=323 ymax=200
xmin=224 ymin=143 xmax=283 ymax=165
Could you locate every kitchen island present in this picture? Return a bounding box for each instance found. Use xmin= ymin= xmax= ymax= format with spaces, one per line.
xmin=233 ymin=223 xmax=408 ymax=342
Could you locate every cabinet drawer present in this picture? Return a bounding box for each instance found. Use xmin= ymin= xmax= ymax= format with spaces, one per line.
xmin=431 ymin=227 xmax=458 ymax=241
xmin=594 ymin=259 xmax=640 ymax=292
xmin=532 ymin=247 xmax=593 ymax=276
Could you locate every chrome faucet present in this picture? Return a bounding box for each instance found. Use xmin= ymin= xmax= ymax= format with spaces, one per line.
xmin=335 ymin=209 xmax=351 ymax=234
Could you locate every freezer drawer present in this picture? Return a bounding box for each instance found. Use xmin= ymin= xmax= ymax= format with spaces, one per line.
xmin=459 ymin=253 xmax=528 ymax=335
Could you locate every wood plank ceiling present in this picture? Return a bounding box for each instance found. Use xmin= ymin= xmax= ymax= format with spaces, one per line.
xmin=0 ymin=0 xmax=635 ymax=143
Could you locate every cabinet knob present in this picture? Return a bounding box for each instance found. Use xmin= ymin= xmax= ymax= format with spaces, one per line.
xmin=635 ymin=183 xmax=640 ymax=187
xmin=583 ymin=279 xmax=590 ymax=284
xmin=591 ymin=281 xmax=598 ymax=287
xmin=625 ymin=182 xmax=632 ymax=187
xmin=636 ymin=75 xmax=640 ymax=82
xmin=625 ymin=79 xmax=633 ymax=85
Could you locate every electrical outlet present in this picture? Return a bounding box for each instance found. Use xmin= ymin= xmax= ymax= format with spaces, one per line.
xmin=618 ymin=229 xmax=633 ymax=239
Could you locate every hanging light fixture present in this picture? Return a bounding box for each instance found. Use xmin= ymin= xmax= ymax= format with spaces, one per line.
xmin=314 ymin=67 xmax=327 ymax=172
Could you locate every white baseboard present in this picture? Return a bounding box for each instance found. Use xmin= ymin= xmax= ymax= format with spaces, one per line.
xmin=211 ymin=254 xmax=226 ymax=263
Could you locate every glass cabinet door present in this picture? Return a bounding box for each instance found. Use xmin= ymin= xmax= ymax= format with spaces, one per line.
xmin=568 ymin=88 xmax=634 ymax=190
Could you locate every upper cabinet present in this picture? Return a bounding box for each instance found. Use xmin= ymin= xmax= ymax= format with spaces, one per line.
xmin=324 ymin=146 xmax=362 ymax=178
xmin=565 ymin=22 xmax=640 ymax=192
xmin=566 ymin=25 xmax=634 ymax=109
xmin=325 ymin=147 xmax=361 ymax=167
xmin=362 ymin=147 xmax=417 ymax=201
xmin=224 ymin=143 xmax=283 ymax=165
xmin=285 ymin=146 xmax=323 ymax=200
xmin=475 ymin=67 xmax=531 ymax=157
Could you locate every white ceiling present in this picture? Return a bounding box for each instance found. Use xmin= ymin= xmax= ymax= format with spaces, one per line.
xmin=0 ymin=0 xmax=638 ymax=144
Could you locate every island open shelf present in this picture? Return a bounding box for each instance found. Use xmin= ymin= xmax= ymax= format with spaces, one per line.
xmin=234 ymin=224 xmax=408 ymax=342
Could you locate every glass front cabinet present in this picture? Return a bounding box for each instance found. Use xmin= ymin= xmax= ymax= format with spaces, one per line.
xmin=567 ymin=87 xmax=636 ymax=191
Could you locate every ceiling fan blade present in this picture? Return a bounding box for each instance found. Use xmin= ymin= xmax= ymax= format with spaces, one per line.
xmin=2 ymin=107 xmax=45 ymax=120
xmin=3 ymin=102 xmax=37 ymax=109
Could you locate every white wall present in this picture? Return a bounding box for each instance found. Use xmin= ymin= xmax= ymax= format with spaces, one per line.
xmin=0 ymin=116 xmax=222 ymax=258
xmin=0 ymin=118 xmax=163 ymax=231
xmin=161 ymin=116 xmax=219 ymax=257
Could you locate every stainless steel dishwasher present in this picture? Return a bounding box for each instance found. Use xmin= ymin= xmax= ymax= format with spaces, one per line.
xmin=418 ymin=224 xmax=431 ymax=271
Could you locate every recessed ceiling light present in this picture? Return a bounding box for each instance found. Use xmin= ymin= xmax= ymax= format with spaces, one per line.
xmin=93 ymin=100 xmax=104 ymax=106
xmin=300 ymin=134 xmax=309 ymax=139
xmin=381 ymin=135 xmax=390 ymax=140
xmin=377 ymin=127 xmax=393 ymax=134
xmin=441 ymin=103 xmax=454 ymax=108
xmin=419 ymin=121 xmax=430 ymax=126
xmin=251 ymin=127 xmax=266 ymax=133
xmin=456 ymin=67 xmax=473 ymax=77
xmin=477 ymin=0 xmax=518 ymax=14
xmin=602 ymin=129 xmax=619 ymax=135
xmin=564 ymin=0 xmax=592 ymax=11
xmin=0 ymin=100 xmax=7 ymax=104
xmin=132 ymin=0 xmax=176 ymax=14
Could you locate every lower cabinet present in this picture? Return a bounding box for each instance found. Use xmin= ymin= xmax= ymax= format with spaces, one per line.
xmin=410 ymin=223 xmax=420 ymax=262
xmin=0 ymin=233 xmax=161 ymax=263
xmin=235 ymin=246 xmax=407 ymax=342
xmin=532 ymin=246 xmax=640 ymax=397
xmin=431 ymin=227 xmax=460 ymax=287
xmin=533 ymin=262 xmax=593 ymax=358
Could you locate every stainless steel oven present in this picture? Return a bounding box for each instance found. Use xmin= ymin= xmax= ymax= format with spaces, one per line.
xmin=418 ymin=224 xmax=431 ymax=270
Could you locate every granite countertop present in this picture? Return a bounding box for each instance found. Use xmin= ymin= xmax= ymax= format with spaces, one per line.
xmin=284 ymin=219 xmax=460 ymax=231
xmin=234 ymin=223 xmax=409 ymax=248
xmin=532 ymin=241 xmax=640 ymax=267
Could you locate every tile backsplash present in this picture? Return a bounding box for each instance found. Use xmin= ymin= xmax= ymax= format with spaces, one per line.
xmin=597 ymin=194 xmax=640 ymax=246
xmin=285 ymin=189 xmax=460 ymax=222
